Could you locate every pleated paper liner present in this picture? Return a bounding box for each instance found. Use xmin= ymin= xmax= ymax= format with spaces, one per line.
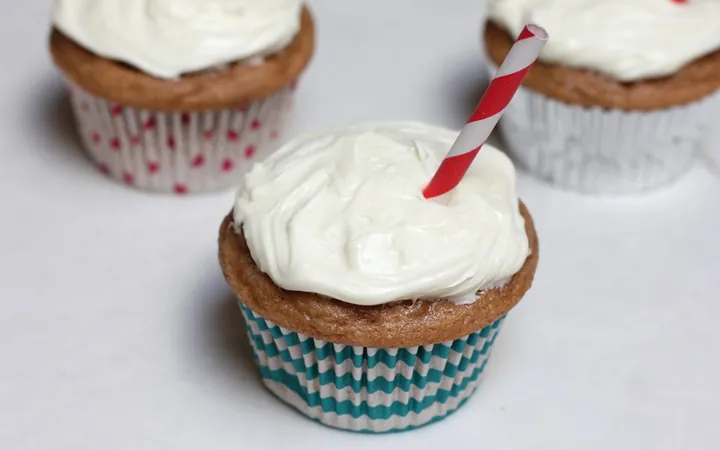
xmin=67 ymin=81 xmax=296 ymax=194
xmin=493 ymin=66 xmax=720 ymax=194
xmin=239 ymin=302 xmax=505 ymax=433
xmin=701 ymin=115 xmax=720 ymax=173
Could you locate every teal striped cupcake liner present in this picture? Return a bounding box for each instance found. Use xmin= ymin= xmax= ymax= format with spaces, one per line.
xmin=239 ymin=301 xmax=505 ymax=433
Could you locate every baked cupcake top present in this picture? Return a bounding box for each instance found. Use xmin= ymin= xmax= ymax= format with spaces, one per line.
xmin=489 ymin=0 xmax=720 ymax=82
xmin=53 ymin=0 xmax=302 ymax=79
xmin=233 ymin=122 xmax=530 ymax=307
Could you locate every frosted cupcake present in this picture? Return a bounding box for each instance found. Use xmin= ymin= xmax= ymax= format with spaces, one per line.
xmin=50 ymin=0 xmax=314 ymax=194
xmin=485 ymin=0 xmax=720 ymax=194
xmin=218 ymin=122 xmax=539 ymax=432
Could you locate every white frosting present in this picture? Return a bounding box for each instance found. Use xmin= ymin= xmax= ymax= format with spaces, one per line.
xmin=233 ymin=122 xmax=530 ymax=307
xmin=53 ymin=0 xmax=302 ymax=79
xmin=488 ymin=0 xmax=720 ymax=81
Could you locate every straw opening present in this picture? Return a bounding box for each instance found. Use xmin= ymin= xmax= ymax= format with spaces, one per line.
xmin=526 ymin=24 xmax=549 ymax=41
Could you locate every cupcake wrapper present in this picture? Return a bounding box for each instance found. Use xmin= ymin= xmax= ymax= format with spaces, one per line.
xmin=701 ymin=119 xmax=720 ymax=170
xmin=496 ymin=75 xmax=720 ymax=194
xmin=67 ymin=82 xmax=295 ymax=194
xmin=239 ymin=302 xmax=505 ymax=433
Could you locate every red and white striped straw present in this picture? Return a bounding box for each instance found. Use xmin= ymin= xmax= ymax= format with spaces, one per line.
xmin=423 ymin=24 xmax=548 ymax=199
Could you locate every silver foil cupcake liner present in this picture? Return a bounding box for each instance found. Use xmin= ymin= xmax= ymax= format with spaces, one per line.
xmin=496 ymin=75 xmax=720 ymax=194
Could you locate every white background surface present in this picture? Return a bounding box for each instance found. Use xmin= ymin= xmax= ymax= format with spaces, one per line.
xmin=2 ymin=1 xmax=720 ymax=449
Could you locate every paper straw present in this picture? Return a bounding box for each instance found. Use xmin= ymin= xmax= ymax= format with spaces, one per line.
xmin=423 ymin=24 xmax=548 ymax=199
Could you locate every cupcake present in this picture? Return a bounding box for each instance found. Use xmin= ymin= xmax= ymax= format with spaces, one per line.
xmin=218 ymin=122 xmax=539 ymax=432
xmin=50 ymin=0 xmax=314 ymax=194
xmin=485 ymin=0 xmax=720 ymax=194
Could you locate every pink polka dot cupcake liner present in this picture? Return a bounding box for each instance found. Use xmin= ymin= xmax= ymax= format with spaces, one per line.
xmin=67 ymin=82 xmax=295 ymax=194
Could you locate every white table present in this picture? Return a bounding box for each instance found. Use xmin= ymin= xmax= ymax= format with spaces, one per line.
xmin=2 ymin=1 xmax=719 ymax=449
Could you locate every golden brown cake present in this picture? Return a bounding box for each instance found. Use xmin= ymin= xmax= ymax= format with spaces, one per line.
xmin=50 ymin=7 xmax=315 ymax=112
xmin=485 ymin=22 xmax=720 ymax=111
xmin=219 ymin=202 xmax=538 ymax=348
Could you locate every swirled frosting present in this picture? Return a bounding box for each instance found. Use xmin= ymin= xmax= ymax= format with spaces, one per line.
xmin=233 ymin=122 xmax=530 ymax=306
xmin=53 ymin=0 xmax=302 ymax=79
xmin=488 ymin=0 xmax=720 ymax=81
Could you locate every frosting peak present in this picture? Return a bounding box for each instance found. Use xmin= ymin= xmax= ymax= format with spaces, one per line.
xmin=488 ymin=0 xmax=720 ymax=82
xmin=53 ymin=0 xmax=302 ymax=79
xmin=234 ymin=123 xmax=530 ymax=306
